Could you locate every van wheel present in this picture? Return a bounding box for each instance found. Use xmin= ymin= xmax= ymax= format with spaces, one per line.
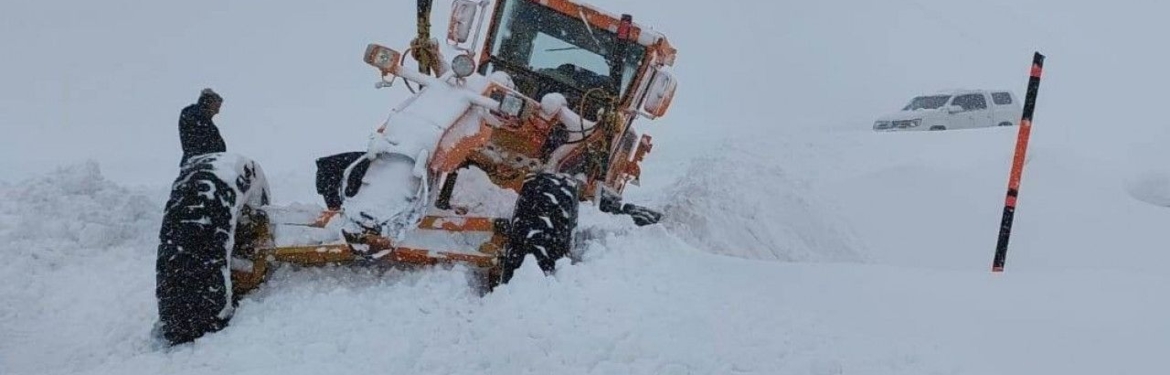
xmin=998 ymin=122 xmax=1013 ymax=127
xmin=929 ymin=126 xmax=947 ymax=131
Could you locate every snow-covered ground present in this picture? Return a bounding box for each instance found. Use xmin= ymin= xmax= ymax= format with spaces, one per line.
xmin=3 ymin=127 xmax=1169 ymax=374
xmin=5 ymin=0 xmax=1170 ymax=374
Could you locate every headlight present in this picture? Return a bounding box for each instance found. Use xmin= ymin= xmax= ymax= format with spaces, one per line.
xmin=364 ymin=44 xmax=401 ymax=74
xmin=451 ymin=54 xmax=475 ymax=78
xmin=375 ymin=50 xmax=393 ymax=66
xmin=499 ymin=93 xmax=525 ymax=117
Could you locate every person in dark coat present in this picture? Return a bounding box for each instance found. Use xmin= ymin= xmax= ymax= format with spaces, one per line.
xmin=178 ymin=88 xmax=226 ymax=165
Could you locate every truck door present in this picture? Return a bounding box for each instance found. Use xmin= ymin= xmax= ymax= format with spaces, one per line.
xmin=950 ymin=93 xmax=991 ymax=129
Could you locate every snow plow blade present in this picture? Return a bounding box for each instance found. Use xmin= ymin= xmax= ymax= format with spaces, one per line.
xmin=232 ymin=214 xmax=507 ymax=294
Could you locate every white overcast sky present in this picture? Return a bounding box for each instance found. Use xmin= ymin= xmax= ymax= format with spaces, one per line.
xmin=2 ymin=0 xmax=1169 ymax=185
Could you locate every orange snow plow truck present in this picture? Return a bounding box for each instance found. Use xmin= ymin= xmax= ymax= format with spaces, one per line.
xmin=154 ymin=0 xmax=677 ymax=345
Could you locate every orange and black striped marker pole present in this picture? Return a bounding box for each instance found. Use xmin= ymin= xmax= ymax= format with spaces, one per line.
xmin=992 ymin=52 xmax=1045 ymax=272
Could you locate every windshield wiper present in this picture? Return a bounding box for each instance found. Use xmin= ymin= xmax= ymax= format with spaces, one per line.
xmin=577 ymin=8 xmax=607 ymax=54
xmin=546 ymin=46 xmax=583 ymax=52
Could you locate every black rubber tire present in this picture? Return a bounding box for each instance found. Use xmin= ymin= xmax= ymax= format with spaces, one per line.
xmin=498 ymin=173 xmax=581 ymax=284
xmin=929 ymin=126 xmax=947 ymax=131
xmin=156 ymin=153 xmax=268 ymax=345
xmin=314 ymin=151 xmax=371 ymax=210
xmin=998 ymin=121 xmax=1013 ymax=127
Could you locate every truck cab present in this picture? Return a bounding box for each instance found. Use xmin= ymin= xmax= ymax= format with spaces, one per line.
xmin=874 ymin=89 xmax=1022 ymax=131
xmin=479 ymin=0 xmax=650 ymax=121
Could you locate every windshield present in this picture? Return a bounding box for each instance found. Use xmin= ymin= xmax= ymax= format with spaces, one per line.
xmin=489 ymin=0 xmax=646 ymax=96
xmin=902 ymin=95 xmax=952 ymax=111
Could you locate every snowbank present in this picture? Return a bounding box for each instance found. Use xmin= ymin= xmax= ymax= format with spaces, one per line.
xmin=0 ymin=161 xmax=158 ymax=248
xmin=1122 ymin=138 xmax=1170 ymax=208
xmin=4 ymin=143 xmax=1170 ymax=375
xmin=0 ymin=162 xmax=162 ymax=375
xmin=656 ymin=140 xmax=864 ymax=263
xmin=788 ymin=127 xmax=1170 ymax=274
xmin=1127 ymin=170 xmax=1170 ymax=207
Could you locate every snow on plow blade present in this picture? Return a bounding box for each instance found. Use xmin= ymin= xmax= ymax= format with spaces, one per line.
xmin=251 ymin=215 xmax=502 ymax=268
xmin=230 ymin=213 xmax=506 ymax=296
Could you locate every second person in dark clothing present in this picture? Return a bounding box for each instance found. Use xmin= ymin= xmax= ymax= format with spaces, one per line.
xmin=179 ymin=88 xmax=227 ymax=165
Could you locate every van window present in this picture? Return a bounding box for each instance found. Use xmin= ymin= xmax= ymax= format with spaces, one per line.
xmin=952 ymin=94 xmax=988 ymax=111
xmin=992 ymin=92 xmax=1013 ymax=105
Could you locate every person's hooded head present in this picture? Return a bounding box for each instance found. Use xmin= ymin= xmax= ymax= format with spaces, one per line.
xmin=198 ymin=88 xmax=223 ymax=115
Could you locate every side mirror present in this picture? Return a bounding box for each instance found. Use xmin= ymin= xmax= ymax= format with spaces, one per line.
xmin=448 ymin=0 xmax=480 ymax=47
xmin=947 ymin=105 xmax=964 ymax=113
xmin=642 ymin=69 xmax=677 ymax=118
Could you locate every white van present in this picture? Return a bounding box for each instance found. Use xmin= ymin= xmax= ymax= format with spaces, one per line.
xmin=873 ymin=90 xmax=1023 ymax=131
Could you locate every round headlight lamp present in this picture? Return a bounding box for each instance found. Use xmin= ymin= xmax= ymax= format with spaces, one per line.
xmin=452 ymin=54 xmax=475 ymax=78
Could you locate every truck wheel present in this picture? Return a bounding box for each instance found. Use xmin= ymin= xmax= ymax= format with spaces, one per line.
xmin=497 ymin=173 xmax=580 ymax=284
xmin=929 ymin=126 xmax=947 ymax=131
xmin=998 ymin=121 xmax=1013 ymax=127
xmin=156 ymin=153 xmax=269 ymax=345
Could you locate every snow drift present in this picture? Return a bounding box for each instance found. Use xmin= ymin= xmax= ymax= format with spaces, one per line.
xmin=658 ymin=142 xmax=863 ymax=263
xmin=0 ymin=162 xmax=161 ymax=375
xmin=0 ymin=162 xmax=877 ymax=375
xmin=5 ymin=133 xmax=1169 ymax=375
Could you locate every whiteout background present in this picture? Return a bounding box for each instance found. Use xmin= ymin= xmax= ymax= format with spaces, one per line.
xmin=6 ymin=0 xmax=1169 ymax=186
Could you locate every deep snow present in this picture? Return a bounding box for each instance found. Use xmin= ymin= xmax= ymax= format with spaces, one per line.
xmin=5 ymin=0 xmax=1170 ymax=374
xmin=3 ymin=128 xmax=1170 ymax=374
